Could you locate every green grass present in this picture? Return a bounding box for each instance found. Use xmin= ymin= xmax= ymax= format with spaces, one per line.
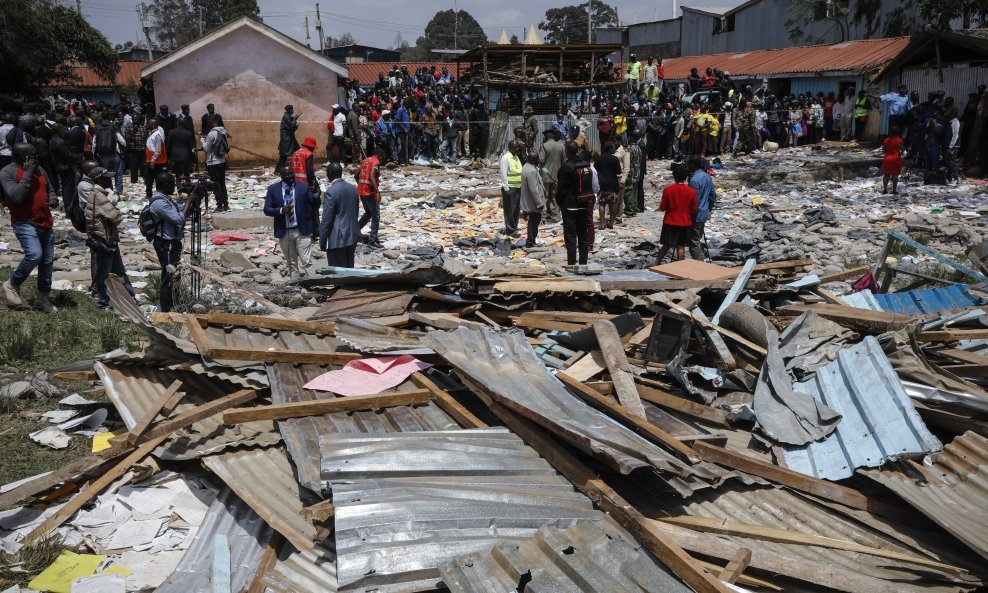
xmin=0 ymin=535 xmax=64 ymax=590
xmin=888 ymin=232 xmax=931 ymax=258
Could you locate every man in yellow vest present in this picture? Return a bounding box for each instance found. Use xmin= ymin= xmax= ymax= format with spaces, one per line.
xmin=854 ymin=90 xmax=870 ymax=141
xmin=499 ymin=139 xmax=524 ymax=236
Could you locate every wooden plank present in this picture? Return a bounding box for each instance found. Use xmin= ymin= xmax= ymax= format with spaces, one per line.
xmin=140 ymin=389 xmax=258 ymax=443
xmin=918 ymin=329 xmax=988 ymax=342
xmin=195 ymin=345 xmax=364 ymax=364
xmin=212 ymin=535 xmax=232 ymax=593
xmin=494 ymin=279 xmax=601 ymax=293
xmin=650 ymin=259 xmax=736 ymax=281
xmin=776 ymin=303 xmax=916 ymax=334
xmin=564 ymin=350 xmax=608 ymax=381
xmin=126 ymin=379 xmax=183 ymax=445
xmin=223 ymin=390 xmax=430 ymax=424
xmin=475 ymin=311 xmax=503 ymax=330
xmin=204 ymin=312 xmax=335 ymax=335
xmin=246 ymin=534 xmax=283 ymax=593
xmin=407 ymin=311 xmax=486 ymax=331
xmin=160 ymin=386 xmax=189 ymax=417
xmin=811 ymin=287 xmax=846 ymax=305
xmin=936 ymin=348 xmax=988 ymax=365
xmin=0 ymin=445 xmax=133 ymax=507
xmin=698 ymin=559 xmax=782 ymax=591
xmin=516 ymin=311 xmax=615 ymax=324
xmin=634 ymin=381 xmax=731 ymax=427
xmin=592 ymin=321 xmax=647 ymax=419
xmin=51 ymin=371 xmax=98 ymax=381
xmin=22 ymin=435 xmax=167 ymax=544
xmin=818 ymin=265 xmax=870 ymax=284
xmin=556 ymin=371 xmax=700 ymax=463
xmin=458 ymin=376 xmax=734 ymax=593
xmin=718 ymin=548 xmax=751 ymax=584
xmin=300 ymin=499 xmax=335 ymax=522
xmin=940 ymin=363 xmax=988 ymax=377
xmin=411 ymin=372 xmax=487 ymax=428
xmin=691 ymin=441 xmax=903 ymax=519
xmin=661 ymin=515 xmax=962 ymax=573
xmin=711 ymin=258 xmax=756 ymax=325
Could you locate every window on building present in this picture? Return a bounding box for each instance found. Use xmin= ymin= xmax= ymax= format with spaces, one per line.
xmin=713 ymin=14 xmax=735 ymax=34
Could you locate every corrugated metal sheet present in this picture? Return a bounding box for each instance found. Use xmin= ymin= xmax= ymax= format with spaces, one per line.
xmin=308 ymin=288 xmax=414 ymax=323
xmin=423 ymin=327 xmax=739 ymax=497
xmin=664 ymin=36 xmax=908 ymax=79
xmin=94 ymin=361 xmax=280 ymax=460
xmin=53 ymin=60 xmax=148 ymax=88
xmin=202 ymin=447 xmax=322 ymax=553
xmin=155 ymin=488 xmax=273 ymax=593
xmin=333 ymin=317 xmax=429 ymax=353
xmin=440 ymin=516 xmax=691 ymax=593
xmin=867 ymin=431 xmax=988 ymax=561
xmin=873 ymin=284 xmax=985 ymax=316
xmin=267 ymin=362 xmax=456 ymax=492
xmin=899 ymin=65 xmax=988 ymax=116
xmin=261 ymin=540 xmax=338 ymax=593
xmin=324 ymin=429 xmax=602 ymax=592
xmin=345 ymin=62 xmax=457 ymax=86
xmin=202 ymin=324 xmax=343 ymax=355
xmin=658 ymin=485 xmax=973 ymax=593
xmin=782 ymin=336 xmax=942 ymax=480
xmin=840 ymin=289 xmax=883 ymax=311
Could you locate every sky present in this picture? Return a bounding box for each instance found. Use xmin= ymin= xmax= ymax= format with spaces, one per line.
xmin=71 ymin=0 xmax=740 ymax=50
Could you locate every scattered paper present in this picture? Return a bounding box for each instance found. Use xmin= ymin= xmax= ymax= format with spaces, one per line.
xmin=92 ymin=431 xmax=122 ymax=453
xmin=27 ymin=551 xmax=103 ymax=593
xmin=102 ymin=518 xmax=164 ymax=551
xmin=29 ymin=426 xmax=71 ymax=449
xmin=42 ymin=410 xmax=78 ymax=423
xmin=58 ymin=408 xmax=108 ymax=432
xmin=70 ymin=573 xmax=125 ymax=593
xmin=59 ymin=394 xmax=98 ymax=406
xmin=303 ymin=355 xmax=432 ymax=396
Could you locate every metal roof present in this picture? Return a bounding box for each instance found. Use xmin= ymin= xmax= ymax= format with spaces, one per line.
xmin=324 ymin=429 xmax=601 ymax=592
xmin=260 ymin=540 xmax=338 ymax=593
xmin=656 ymin=484 xmax=974 ymax=593
xmin=267 ymin=362 xmax=456 ymax=492
xmin=345 ymin=62 xmax=457 ymax=86
xmin=333 ymin=317 xmax=429 ymax=353
xmin=661 ymin=36 xmax=908 ymax=80
xmin=423 ymin=327 xmax=737 ymax=497
xmin=154 ymin=488 xmax=273 ymax=593
xmin=51 ymin=60 xmax=148 ymax=89
xmin=867 ymin=431 xmax=988 ymax=561
xmin=203 ymin=446 xmax=322 ymax=553
xmin=872 ymin=285 xmax=985 ymax=316
xmin=440 ymin=516 xmax=691 ymax=593
xmin=308 ymin=288 xmax=414 ymax=323
xmin=782 ymin=336 xmax=942 ymax=480
xmin=94 ymin=361 xmax=280 ymax=460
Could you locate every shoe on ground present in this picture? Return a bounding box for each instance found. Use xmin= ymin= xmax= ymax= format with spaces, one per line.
xmin=33 ymin=292 xmax=57 ymax=313
xmin=2 ymin=280 xmax=23 ymax=306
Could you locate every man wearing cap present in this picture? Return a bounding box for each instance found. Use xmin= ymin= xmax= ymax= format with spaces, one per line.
xmin=291 ymin=137 xmax=320 ymax=241
xmin=264 ymin=167 xmax=319 ymax=280
xmin=278 ymin=104 xmax=300 ymax=172
xmin=79 ymin=161 xmax=137 ymax=310
xmin=330 ymin=104 xmax=347 ymax=163
xmin=523 ymin=106 xmax=539 ymax=151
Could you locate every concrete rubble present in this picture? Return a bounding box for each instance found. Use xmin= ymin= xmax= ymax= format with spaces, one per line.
xmin=1 ymin=143 xmax=988 ymax=593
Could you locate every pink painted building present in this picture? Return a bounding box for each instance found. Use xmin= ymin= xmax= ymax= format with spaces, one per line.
xmin=141 ymin=17 xmax=348 ymax=165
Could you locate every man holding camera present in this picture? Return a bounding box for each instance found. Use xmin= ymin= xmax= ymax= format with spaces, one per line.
xmin=79 ymin=161 xmax=137 ymax=310
xmin=147 ymin=172 xmax=192 ymax=312
xmin=0 ymin=143 xmax=61 ymax=312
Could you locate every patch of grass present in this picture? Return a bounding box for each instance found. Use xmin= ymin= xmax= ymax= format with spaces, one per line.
xmin=891 ymin=263 xmax=970 ymax=290
xmin=0 ymin=396 xmax=23 ymax=415
xmin=143 ymin=270 xmax=161 ymax=304
xmin=0 ymin=535 xmax=65 ymax=589
xmin=0 ymin=319 xmax=36 ymax=364
xmin=96 ymin=317 xmax=126 ymax=352
xmin=888 ymin=232 xmax=931 ymax=258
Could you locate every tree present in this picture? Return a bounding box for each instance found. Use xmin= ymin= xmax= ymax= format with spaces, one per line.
xmin=918 ymin=0 xmax=987 ymax=30
xmin=115 ymin=41 xmax=135 ymax=52
xmin=0 ymin=0 xmax=118 ymax=94
xmin=539 ymin=2 xmax=618 ymax=45
xmin=325 ymin=32 xmax=356 ymax=47
xmin=785 ymin=0 xmax=851 ymax=44
xmin=417 ymin=9 xmax=488 ymax=52
xmin=144 ymin=0 xmax=261 ymax=50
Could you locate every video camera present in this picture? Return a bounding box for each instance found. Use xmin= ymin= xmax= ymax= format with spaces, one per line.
xmin=178 ymin=174 xmax=217 ymax=197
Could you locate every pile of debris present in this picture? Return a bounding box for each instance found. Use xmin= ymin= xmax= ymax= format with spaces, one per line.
xmin=2 ymin=241 xmax=988 ymax=593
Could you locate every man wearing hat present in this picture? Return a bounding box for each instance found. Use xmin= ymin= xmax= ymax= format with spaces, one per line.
xmin=291 ymin=137 xmax=320 ymax=241
xmin=79 ymin=160 xmax=137 ymax=310
xmin=523 ymin=105 xmax=539 ymax=151
xmin=277 ymin=104 xmax=300 ymax=172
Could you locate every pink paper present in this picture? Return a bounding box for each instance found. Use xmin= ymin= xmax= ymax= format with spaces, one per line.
xmin=302 ymin=355 xmax=432 ymax=396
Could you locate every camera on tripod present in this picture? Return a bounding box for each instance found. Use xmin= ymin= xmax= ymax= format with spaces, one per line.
xmin=179 ymin=174 xmax=217 ymax=197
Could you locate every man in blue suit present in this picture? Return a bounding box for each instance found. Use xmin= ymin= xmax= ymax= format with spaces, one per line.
xmin=264 ymin=167 xmax=319 ymax=280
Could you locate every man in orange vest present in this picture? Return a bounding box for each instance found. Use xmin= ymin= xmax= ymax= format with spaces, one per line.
xmin=144 ymin=117 xmax=167 ymax=199
xmin=291 ymin=137 xmax=320 ymax=239
xmin=356 ymin=147 xmax=383 ymax=247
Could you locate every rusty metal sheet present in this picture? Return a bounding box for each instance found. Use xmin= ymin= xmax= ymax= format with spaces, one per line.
xmin=323 ymin=429 xmax=602 ymax=593
xmin=202 ymin=446 xmax=322 ymax=553
xmin=441 ymin=517 xmax=691 ymax=593
xmin=308 ymin=287 xmax=414 ymax=323
xmin=202 ymin=324 xmax=343 ymax=353
xmin=867 ymin=431 xmax=988 ymax=561
xmin=422 ymin=327 xmax=736 ymax=497
xmin=260 ymin=539 xmax=337 ymax=593
xmin=268 ymin=362 xmax=457 ymax=493
xmin=94 ymin=361 xmax=280 ymax=460
xmin=333 ymin=317 xmax=428 ymax=353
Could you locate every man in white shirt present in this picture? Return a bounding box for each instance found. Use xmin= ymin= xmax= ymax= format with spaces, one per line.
xmin=144 ymin=118 xmax=166 ymax=199
xmin=331 ymin=104 xmax=347 ymax=163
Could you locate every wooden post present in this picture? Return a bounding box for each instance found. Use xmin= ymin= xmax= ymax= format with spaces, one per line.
xmin=483 ymin=47 xmax=490 ymax=107
xmin=521 ymin=51 xmax=527 ymax=113
xmin=558 ymin=48 xmax=565 ymax=113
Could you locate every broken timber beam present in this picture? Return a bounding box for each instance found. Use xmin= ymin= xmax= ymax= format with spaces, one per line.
xmin=917 ymin=328 xmax=988 ymax=342
xmin=718 ymin=548 xmax=752 ymax=584
xmin=817 ymin=265 xmax=870 ymax=284
xmin=411 ymin=372 xmax=487 ymax=428
xmin=776 ymin=303 xmax=916 ymax=333
xmin=0 ymin=444 xmax=134 ymax=507
xmin=711 ymin=258 xmax=756 ymax=325
xmin=22 ymin=435 xmax=168 ymax=544
xmin=223 ymin=390 xmax=430 ymax=424
xmin=139 ymin=389 xmax=258 ymax=443
xmin=201 ymin=312 xmax=335 ymax=335
xmin=557 ymin=371 xmax=700 ymax=463
xmin=126 ymin=379 xmax=183 ymax=445
xmin=592 ymin=321 xmax=648 ymax=419
xmin=633 ymin=380 xmax=731 ymax=427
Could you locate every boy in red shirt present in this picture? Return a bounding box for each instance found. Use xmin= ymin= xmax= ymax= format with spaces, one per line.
xmin=654 ymin=166 xmax=698 ymax=265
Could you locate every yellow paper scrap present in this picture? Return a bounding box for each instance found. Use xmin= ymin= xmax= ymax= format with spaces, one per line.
xmin=28 ymin=550 xmax=104 ymax=593
xmin=92 ymin=431 xmax=122 ymax=453
xmin=751 ymin=197 xmax=766 ymax=206
xmin=100 ymin=564 xmax=133 ymax=577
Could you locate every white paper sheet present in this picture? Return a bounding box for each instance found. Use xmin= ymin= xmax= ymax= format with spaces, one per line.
xmin=58 ymin=408 xmax=108 ymax=432
xmin=59 ymin=394 xmax=98 ymax=406
xmin=71 ymin=573 xmax=126 ymax=593
xmin=29 ymin=426 xmax=71 ymax=449
xmin=102 ymin=519 xmax=164 ymax=551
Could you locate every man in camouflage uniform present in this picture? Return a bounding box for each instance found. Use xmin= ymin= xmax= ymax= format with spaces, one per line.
xmin=523 ymin=105 xmax=539 ymax=151
xmin=623 ymin=132 xmax=643 ymax=218
xmin=736 ymin=100 xmax=757 ymax=156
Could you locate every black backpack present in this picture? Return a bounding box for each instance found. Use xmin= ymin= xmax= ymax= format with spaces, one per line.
xmin=574 ymin=163 xmax=595 ymax=203
xmin=215 ymin=130 xmax=230 ymax=157
xmin=65 ymin=185 xmax=87 ymax=233
xmin=94 ymin=122 xmax=117 ymax=157
xmin=138 ymin=194 xmax=165 ymax=241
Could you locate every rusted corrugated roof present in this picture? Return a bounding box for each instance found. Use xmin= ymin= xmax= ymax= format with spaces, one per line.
xmin=333 ymin=317 xmax=429 ymax=353
xmin=324 ymin=429 xmax=602 ymax=592
xmin=202 ymin=324 xmax=342 ymax=354
xmin=308 ymin=287 xmax=414 ymax=323
xmin=782 ymin=336 xmax=941 ymax=481
xmin=259 ymin=540 xmax=338 ymax=593
xmin=268 ymin=362 xmax=457 ymax=492
xmin=94 ymin=361 xmax=280 ymax=460
xmin=346 ymin=62 xmax=457 ymax=86
xmin=422 ymin=327 xmax=738 ymax=497
xmin=203 ymin=446 xmax=322 ymax=553
xmin=662 ymin=37 xmax=908 ymax=80
xmin=52 ymin=60 xmax=148 ymax=88
xmin=867 ymin=431 xmax=988 ymax=561
xmin=441 ymin=517 xmax=691 ymax=593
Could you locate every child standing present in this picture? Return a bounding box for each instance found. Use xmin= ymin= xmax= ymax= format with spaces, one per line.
xmin=882 ymin=126 xmax=904 ymax=195
xmin=654 ymin=166 xmax=698 ymax=265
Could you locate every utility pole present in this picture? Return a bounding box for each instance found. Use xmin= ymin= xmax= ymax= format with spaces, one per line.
xmin=198 ymin=7 xmax=204 ymax=36
xmin=453 ymin=0 xmax=459 ymax=51
xmin=304 ymin=16 xmax=311 ymax=48
xmin=139 ymin=4 xmax=154 ymax=61
xmin=587 ymin=0 xmax=592 ymax=44
xmin=315 ymin=3 xmax=324 ymax=51
xmin=76 ymin=0 xmax=82 ymax=15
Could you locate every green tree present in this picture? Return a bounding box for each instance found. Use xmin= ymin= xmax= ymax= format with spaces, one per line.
xmin=918 ymin=0 xmax=987 ymax=29
xmin=0 ymin=0 xmax=118 ymax=94
xmin=539 ymin=2 xmax=618 ymax=45
xmin=417 ymin=9 xmax=488 ymax=52
xmin=144 ymin=0 xmax=261 ymax=50
xmin=785 ymin=0 xmax=851 ymax=43
xmin=325 ymin=32 xmax=356 ymax=47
